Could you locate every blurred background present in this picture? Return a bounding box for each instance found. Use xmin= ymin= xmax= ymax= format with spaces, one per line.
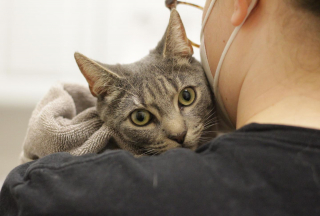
xmin=0 ymin=0 xmax=205 ymax=185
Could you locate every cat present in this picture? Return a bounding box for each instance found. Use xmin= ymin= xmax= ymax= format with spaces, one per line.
xmin=74 ymin=9 xmax=216 ymax=156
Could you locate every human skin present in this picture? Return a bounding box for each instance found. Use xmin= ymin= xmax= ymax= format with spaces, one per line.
xmin=202 ymin=0 xmax=320 ymax=130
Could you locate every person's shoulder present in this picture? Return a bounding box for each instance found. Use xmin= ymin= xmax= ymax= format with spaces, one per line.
xmin=230 ymin=123 xmax=320 ymax=148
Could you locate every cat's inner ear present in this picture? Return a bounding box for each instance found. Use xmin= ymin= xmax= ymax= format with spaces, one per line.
xmin=163 ymin=9 xmax=194 ymax=61
xmin=74 ymin=52 xmax=121 ymax=97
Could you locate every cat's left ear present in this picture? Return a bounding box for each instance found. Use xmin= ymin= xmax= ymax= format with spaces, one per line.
xmin=163 ymin=9 xmax=194 ymax=61
xmin=74 ymin=52 xmax=121 ymax=98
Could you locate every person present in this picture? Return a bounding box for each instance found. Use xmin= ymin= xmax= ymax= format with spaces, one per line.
xmin=200 ymin=0 xmax=320 ymax=131
xmin=1 ymin=0 xmax=320 ymax=215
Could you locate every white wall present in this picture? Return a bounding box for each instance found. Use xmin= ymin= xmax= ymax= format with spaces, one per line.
xmin=0 ymin=0 xmax=204 ymax=106
xmin=0 ymin=0 xmax=205 ymax=181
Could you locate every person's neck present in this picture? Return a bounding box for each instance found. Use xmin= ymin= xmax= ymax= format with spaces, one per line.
xmin=236 ymin=48 xmax=320 ymax=130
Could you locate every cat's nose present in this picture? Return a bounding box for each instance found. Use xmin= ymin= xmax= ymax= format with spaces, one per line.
xmin=169 ymin=131 xmax=187 ymax=145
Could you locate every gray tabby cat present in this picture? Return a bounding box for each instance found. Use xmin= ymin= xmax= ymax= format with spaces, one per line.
xmin=74 ymin=9 xmax=216 ymax=156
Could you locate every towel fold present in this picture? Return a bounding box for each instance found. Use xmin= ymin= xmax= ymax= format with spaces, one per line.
xmin=20 ymin=83 xmax=111 ymax=164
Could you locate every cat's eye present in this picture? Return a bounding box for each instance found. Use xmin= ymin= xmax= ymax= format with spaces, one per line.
xmin=131 ymin=110 xmax=151 ymax=126
xmin=178 ymin=87 xmax=196 ymax=106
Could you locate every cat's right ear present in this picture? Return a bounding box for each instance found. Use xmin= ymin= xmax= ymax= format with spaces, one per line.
xmin=74 ymin=52 xmax=121 ymax=97
xmin=163 ymin=9 xmax=194 ymax=63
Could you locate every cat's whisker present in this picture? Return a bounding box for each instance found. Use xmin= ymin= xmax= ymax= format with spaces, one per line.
xmin=198 ymin=135 xmax=217 ymax=141
xmin=147 ymin=146 xmax=166 ymax=150
xmin=198 ymin=138 xmax=212 ymax=142
xmin=198 ymin=134 xmax=216 ymax=140
xmin=204 ymin=120 xmax=219 ymax=127
xmin=144 ymin=148 xmax=160 ymax=156
xmin=204 ymin=107 xmax=214 ymax=114
xmin=137 ymin=150 xmax=150 ymax=157
xmin=205 ymin=107 xmax=215 ymax=115
xmin=204 ymin=122 xmax=218 ymax=128
xmin=203 ymin=115 xmax=217 ymax=125
xmin=198 ymin=106 xmax=210 ymax=115
xmin=200 ymin=131 xmax=219 ymax=135
xmin=203 ymin=109 xmax=216 ymax=122
xmin=145 ymin=147 xmax=162 ymax=153
xmin=206 ymin=118 xmax=217 ymax=124
xmin=198 ymin=138 xmax=214 ymax=144
xmin=143 ymin=148 xmax=157 ymax=155
xmin=202 ymin=113 xmax=216 ymax=126
xmin=204 ymin=119 xmax=219 ymax=127
xmin=198 ymin=137 xmax=214 ymax=141
xmin=204 ymin=123 xmax=218 ymax=130
xmin=198 ymin=138 xmax=214 ymax=143
xmin=138 ymin=152 xmax=150 ymax=157
xmin=206 ymin=110 xmax=217 ymax=120
xmin=204 ymin=114 xmax=219 ymax=123
xmin=148 ymin=147 xmax=165 ymax=155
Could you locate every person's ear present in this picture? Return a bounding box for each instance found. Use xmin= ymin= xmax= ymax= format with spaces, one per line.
xmin=231 ymin=0 xmax=251 ymax=26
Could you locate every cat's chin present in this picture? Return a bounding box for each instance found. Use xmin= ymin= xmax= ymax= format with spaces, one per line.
xmin=100 ymin=137 xmax=205 ymax=156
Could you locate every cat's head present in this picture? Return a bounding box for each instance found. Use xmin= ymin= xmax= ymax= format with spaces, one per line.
xmin=74 ymin=9 xmax=215 ymax=156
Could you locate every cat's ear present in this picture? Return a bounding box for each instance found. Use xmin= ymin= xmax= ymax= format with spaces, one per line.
xmin=74 ymin=52 xmax=121 ymax=97
xmin=163 ymin=9 xmax=194 ymax=61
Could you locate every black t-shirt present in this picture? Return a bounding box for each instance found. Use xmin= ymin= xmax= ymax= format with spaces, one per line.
xmin=1 ymin=123 xmax=320 ymax=216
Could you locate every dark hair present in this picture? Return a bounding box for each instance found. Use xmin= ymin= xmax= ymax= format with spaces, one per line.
xmin=293 ymin=0 xmax=320 ymax=17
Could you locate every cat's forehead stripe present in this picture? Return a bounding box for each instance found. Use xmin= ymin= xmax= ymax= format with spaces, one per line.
xmin=145 ymin=83 xmax=156 ymax=99
xmin=157 ymin=77 xmax=169 ymax=95
xmin=166 ymin=77 xmax=179 ymax=92
xmin=108 ymin=90 xmax=126 ymax=111
xmin=132 ymin=96 xmax=142 ymax=106
xmin=152 ymin=79 xmax=164 ymax=95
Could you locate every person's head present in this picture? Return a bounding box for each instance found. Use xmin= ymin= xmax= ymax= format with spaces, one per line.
xmin=201 ymin=0 xmax=320 ymax=130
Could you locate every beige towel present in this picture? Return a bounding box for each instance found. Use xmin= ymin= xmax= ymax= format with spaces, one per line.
xmin=20 ymin=83 xmax=111 ymax=164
